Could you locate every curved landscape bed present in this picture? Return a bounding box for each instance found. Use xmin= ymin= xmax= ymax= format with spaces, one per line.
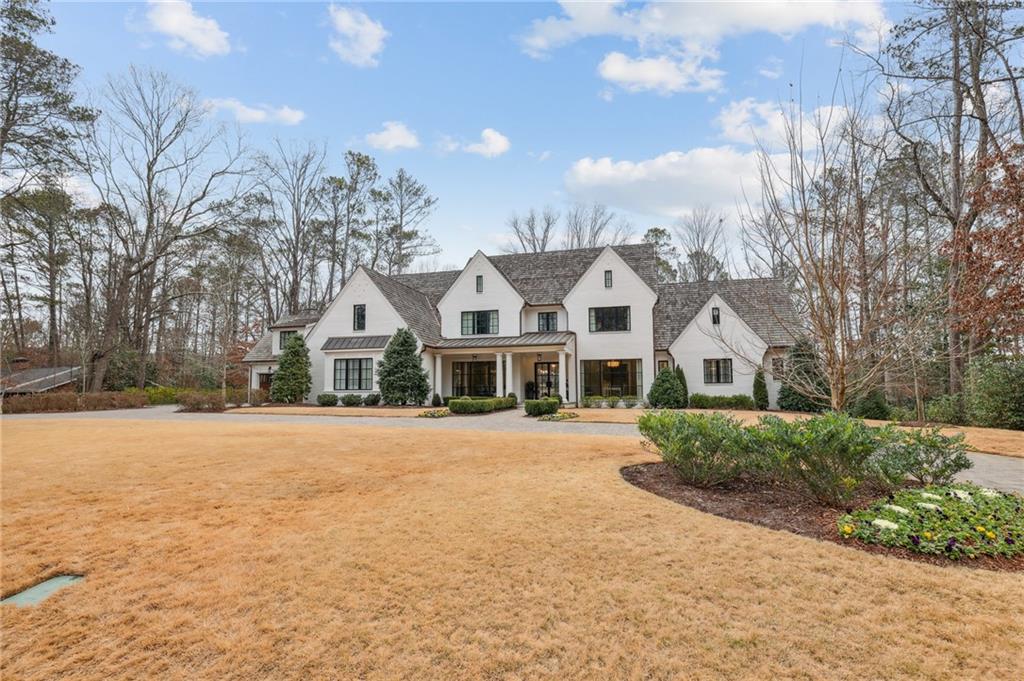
xmin=621 ymin=462 xmax=1024 ymax=572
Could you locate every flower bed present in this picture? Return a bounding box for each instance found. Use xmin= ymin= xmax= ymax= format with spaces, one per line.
xmin=839 ymin=485 xmax=1022 ymax=560
xmin=418 ymin=408 xmax=450 ymax=418
xmin=538 ymin=411 xmax=579 ymax=422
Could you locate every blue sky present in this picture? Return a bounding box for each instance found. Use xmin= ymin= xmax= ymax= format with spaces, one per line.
xmin=47 ymin=1 xmax=896 ymax=267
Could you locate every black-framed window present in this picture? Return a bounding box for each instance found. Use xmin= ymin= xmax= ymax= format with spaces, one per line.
xmin=452 ymin=361 xmax=496 ymax=397
xmin=589 ymin=306 xmax=630 ymax=332
xmin=604 ymin=270 xmax=613 ymax=288
xmin=461 ymin=310 xmax=498 ymax=335
xmin=711 ymin=306 xmax=720 ymax=325
xmin=538 ymin=311 xmax=558 ymax=332
xmin=657 ymin=359 xmax=669 ymax=372
xmin=353 ymin=304 xmax=366 ymax=331
xmin=476 ymin=275 xmax=483 ymax=293
xmin=279 ymin=329 xmax=297 ymax=350
xmin=703 ymin=358 xmax=733 ymax=384
xmin=771 ymin=357 xmax=785 ymax=378
xmin=580 ymin=359 xmax=642 ymax=398
xmin=334 ymin=358 xmax=373 ymax=390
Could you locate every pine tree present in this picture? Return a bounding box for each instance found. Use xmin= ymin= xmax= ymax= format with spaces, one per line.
xmin=673 ymin=365 xmax=688 ymax=407
xmin=378 ymin=328 xmax=430 ymax=405
xmin=753 ymin=368 xmax=768 ymax=410
xmin=270 ymin=335 xmax=312 ymax=403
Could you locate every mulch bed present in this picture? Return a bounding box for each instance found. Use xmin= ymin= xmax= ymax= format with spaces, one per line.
xmin=621 ymin=462 xmax=1024 ymax=572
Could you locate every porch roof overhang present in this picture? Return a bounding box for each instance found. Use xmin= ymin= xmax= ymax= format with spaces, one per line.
xmin=424 ymin=331 xmax=574 ymax=352
xmin=321 ymin=335 xmax=391 ymax=351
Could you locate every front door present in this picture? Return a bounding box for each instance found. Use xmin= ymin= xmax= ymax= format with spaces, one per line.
xmin=534 ymin=362 xmax=559 ymax=398
xmin=258 ymin=373 xmax=273 ymax=392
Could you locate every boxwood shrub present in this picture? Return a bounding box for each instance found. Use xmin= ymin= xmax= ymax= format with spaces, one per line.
xmin=688 ymin=393 xmax=756 ymax=410
xmin=524 ymin=397 xmax=559 ymax=416
xmin=363 ymin=392 xmax=381 ymax=406
xmin=340 ymin=393 xmax=363 ymax=407
xmin=317 ymin=393 xmax=339 ymax=406
xmin=176 ymin=391 xmax=226 ymax=413
xmin=448 ymin=396 xmax=516 ymax=414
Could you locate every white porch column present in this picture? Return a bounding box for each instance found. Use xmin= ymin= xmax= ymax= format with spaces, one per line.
xmin=558 ymin=350 xmax=566 ymax=401
xmin=496 ymin=353 xmax=505 ymax=397
xmin=505 ymin=353 xmax=515 ymax=399
xmin=434 ymin=354 xmax=443 ymax=396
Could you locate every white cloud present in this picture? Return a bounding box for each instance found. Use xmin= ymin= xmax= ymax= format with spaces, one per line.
xmin=327 ymin=5 xmax=388 ymax=67
xmin=463 ymin=128 xmax=511 ymax=158
xmin=715 ymin=98 xmax=850 ymax=148
xmin=565 ymin=146 xmax=767 ymax=218
xmin=205 ymin=98 xmax=305 ymax=125
xmin=521 ymin=1 xmax=886 ymax=96
xmin=598 ymin=52 xmax=723 ymax=94
xmin=365 ymin=121 xmax=420 ymax=150
xmin=758 ymin=56 xmax=784 ymax=80
xmin=146 ymin=0 xmax=230 ymax=57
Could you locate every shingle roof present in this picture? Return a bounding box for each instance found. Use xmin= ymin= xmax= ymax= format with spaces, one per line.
xmin=391 ymin=270 xmax=461 ymax=306
xmin=242 ymin=332 xmax=275 ymax=363
xmin=426 ymin=331 xmax=574 ymax=349
xmin=362 ymin=267 xmax=443 ymax=345
xmin=269 ymin=309 xmax=321 ymax=329
xmin=653 ymin=278 xmax=801 ymax=350
xmin=1 ymin=366 xmax=80 ymax=393
xmin=321 ymin=335 xmax=391 ymax=351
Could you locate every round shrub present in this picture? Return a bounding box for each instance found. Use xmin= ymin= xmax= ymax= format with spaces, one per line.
xmin=647 ymin=368 xmax=687 ymax=408
xmin=341 ymin=393 xmax=363 ymax=407
xmin=431 ymin=392 xmax=443 ymax=407
xmin=363 ymin=392 xmax=381 ymax=406
xmin=622 ymin=395 xmax=638 ymax=408
xmin=606 ymin=395 xmax=621 ymax=408
xmin=524 ymin=397 xmax=559 ymax=416
xmin=317 ymin=393 xmax=338 ymax=406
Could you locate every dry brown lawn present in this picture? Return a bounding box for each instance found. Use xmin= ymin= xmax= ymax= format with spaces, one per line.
xmin=230 ymin=405 xmax=427 ymax=417
xmin=565 ymin=408 xmax=1024 ymax=458
xmin=2 ymin=418 xmax=1023 ymax=680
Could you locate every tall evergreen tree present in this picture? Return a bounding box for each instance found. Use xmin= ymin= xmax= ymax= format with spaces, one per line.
xmin=270 ymin=334 xmax=311 ymax=403
xmin=377 ymin=328 xmax=429 ymax=405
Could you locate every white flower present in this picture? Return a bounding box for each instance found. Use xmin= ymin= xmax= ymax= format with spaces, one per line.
xmin=883 ymin=504 xmax=911 ymax=515
xmin=916 ymin=503 xmax=940 ymax=511
xmin=950 ymin=489 xmax=972 ymax=501
xmin=978 ymin=488 xmax=1001 ymax=498
xmin=920 ymin=492 xmax=942 ymax=501
xmin=872 ymin=518 xmax=900 ymax=530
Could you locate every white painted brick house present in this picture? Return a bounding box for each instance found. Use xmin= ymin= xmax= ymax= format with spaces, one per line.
xmin=242 ymin=244 xmax=800 ymax=407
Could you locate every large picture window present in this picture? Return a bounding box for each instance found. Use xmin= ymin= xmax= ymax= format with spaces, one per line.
xmin=279 ymin=329 xmax=297 ymax=350
xmin=580 ymin=359 xmax=642 ymax=398
xmin=461 ymin=310 xmax=499 ymax=335
xmin=538 ymin=311 xmax=558 ymax=332
xmin=334 ymin=358 xmax=373 ymax=391
xmin=703 ymin=358 xmax=733 ymax=384
xmin=588 ymin=306 xmax=630 ymax=332
xmin=452 ymin=361 xmax=496 ymax=397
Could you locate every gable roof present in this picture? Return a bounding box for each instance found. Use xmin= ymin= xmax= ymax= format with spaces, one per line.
xmin=269 ymin=309 xmax=321 ymax=329
xmin=362 ymin=267 xmax=443 ymax=345
xmin=242 ymin=332 xmax=275 ymax=363
xmin=391 ymin=269 xmax=461 ymax=305
xmin=653 ymin=278 xmax=801 ymax=350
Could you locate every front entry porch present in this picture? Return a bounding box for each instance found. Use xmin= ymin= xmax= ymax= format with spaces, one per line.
xmin=425 ymin=333 xmax=576 ymax=404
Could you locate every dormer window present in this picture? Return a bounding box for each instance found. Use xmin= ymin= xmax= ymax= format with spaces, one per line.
xmin=711 ymin=307 xmax=720 ymax=325
xmin=604 ymin=270 xmax=613 ymax=288
xmin=279 ymin=329 xmax=297 ymax=350
xmin=353 ymin=304 xmax=366 ymax=331
xmin=476 ymin=275 xmax=483 ymax=293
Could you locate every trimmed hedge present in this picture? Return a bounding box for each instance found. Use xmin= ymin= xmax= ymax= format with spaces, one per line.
xmin=176 ymin=391 xmax=226 ymax=413
xmin=448 ymin=396 xmax=517 ymax=414
xmin=2 ymin=391 xmax=152 ymax=414
xmin=524 ymin=397 xmax=559 ymax=416
xmin=341 ymin=394 xmax=363 ymax=407
xmin=363 ymin=392 xmax=381 ymax=406
xmin=688 ymin=393 xmax=756 ymax=410
xmin=317 ymin=393 xmax=339 ymax=406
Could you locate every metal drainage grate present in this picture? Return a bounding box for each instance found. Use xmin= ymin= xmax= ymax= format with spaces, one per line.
xmin=1 ymin=575 xmax=83 ymax=607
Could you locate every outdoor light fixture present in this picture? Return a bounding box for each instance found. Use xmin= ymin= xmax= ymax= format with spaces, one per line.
xmin=472 ymin=354 xmax=477 ymax=360
xmin=606 ymin=360 xmax=620 ymax=368
xmin=536 ymin=353 xmax=542 ymax=361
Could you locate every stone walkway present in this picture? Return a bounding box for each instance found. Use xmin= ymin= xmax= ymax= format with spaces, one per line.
xmin=5 ymin=405 xmax=1022 ymax=493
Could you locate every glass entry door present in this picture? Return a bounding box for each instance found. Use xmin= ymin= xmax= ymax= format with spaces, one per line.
xmin=534 ymin=362 xmax=559 ymax=398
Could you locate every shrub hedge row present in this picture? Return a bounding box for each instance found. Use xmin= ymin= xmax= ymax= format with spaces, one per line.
xmin=177 ymin=391 xmax=227 ymax=413
xmin=687 ymin=393 xmax=756 ymax=410
xmin=524 ymin=397 xmax=560 ymax=416
xmin=639 ymin=410 xmax=973 ymax=506
xmin=2 ymin=391 xmax=148 ymax=414
xmin=448 ymin=396 xmax=517 ymax=414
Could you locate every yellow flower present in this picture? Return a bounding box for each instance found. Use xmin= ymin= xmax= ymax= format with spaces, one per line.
xmin=976 ymin=526 xmax=986 ymax=533
xmin=986 ymin=531 xmax=996 ymax=540
xmin=842 ymin=524 xmax=854 ymax=535
xmin=923 ymin=531 xmax=933 ymax=540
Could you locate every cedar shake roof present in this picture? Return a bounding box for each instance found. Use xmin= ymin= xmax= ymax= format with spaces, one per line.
xmin=242 ymin=332 xmax=275 ymax=363
xmin=362 ymin=267 xmax=443 ymax=345
xmin=653 ymin=278 xmax=801 ymax=350
xmin=269 ymin=310 xmax=322 ymax=329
